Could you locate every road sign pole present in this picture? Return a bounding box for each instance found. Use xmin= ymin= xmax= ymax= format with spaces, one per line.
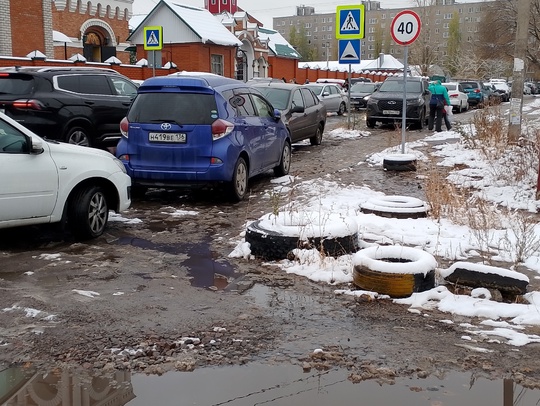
xmin=401 ymin=46 xmax=408 ymax=154
xmin=152 ymin=51 xmax=156 ymax=77
xmin=347 ymin=64 xmax=351 ymax=129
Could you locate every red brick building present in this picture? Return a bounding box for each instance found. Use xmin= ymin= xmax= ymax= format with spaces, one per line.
xmin=0 ymin=0 xmax=133 ymax=63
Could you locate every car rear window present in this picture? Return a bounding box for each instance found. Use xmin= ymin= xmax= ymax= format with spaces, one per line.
xmin=379 ymin=80 xmax=422 ymax=93
xmin=444 ymin=84 xmax=457 ymax=91
xmin=0 ymin=75 xmax=34 ymax=95
xmin=461 ymin=82 xmax=479 ymax=90
xmin=128 ymin=93 xmax=217 ymax=125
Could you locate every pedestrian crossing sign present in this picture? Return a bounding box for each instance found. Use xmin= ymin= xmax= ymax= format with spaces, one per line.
xmin=335 ymin=5 xmax=365 ymax=39
xmin=144 ymin=26 xmax=163 ymax=50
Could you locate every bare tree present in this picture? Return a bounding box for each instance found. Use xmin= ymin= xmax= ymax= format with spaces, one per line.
xmin=408 ymin=0 xmax=441 ymax=76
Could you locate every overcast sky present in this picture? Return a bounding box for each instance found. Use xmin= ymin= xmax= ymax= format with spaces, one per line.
xmin=132 ymin=0 xmax=430 ymax=28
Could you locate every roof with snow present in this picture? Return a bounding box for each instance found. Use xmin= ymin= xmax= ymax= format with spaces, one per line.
xmin=299 ymin=54 xmax=404 ymax=73
xmin=128 ymin=0 xmax=241 ymax=47
xmin=258 ymin=27 xmax=300 ymax=59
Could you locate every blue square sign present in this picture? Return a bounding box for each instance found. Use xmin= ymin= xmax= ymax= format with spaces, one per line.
xmin=338 ymin=39 xmax=361 ymax=64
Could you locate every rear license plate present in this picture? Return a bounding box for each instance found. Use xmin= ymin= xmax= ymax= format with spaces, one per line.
xmin=383 ymin=110 xmax=400 ymax=115
xmin=149 ymin=132 xmax=186 ymax=143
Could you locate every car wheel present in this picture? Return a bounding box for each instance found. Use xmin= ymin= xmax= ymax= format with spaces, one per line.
xmin=309 ymin=124 xmax=323 ymax=146
xmin=337 ymin=102 xmax=346 ymax=116
xmin=228 ymin=157 xmax=248 ymax=202
xmin=274 ymin=141 xmax=291 ymax=177
xmin=66 ymin=126 xmax=91 ymax=147
xmin=68 ymin=185 xmax=108 ymax=240
xmin=366 ymin=118 xmax=376 ymax=128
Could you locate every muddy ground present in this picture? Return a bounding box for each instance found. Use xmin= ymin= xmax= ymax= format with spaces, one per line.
xmin=2 ymin=112 xmax=540 ymax=388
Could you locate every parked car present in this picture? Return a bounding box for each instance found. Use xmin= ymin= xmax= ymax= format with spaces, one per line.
xmin=0 ymin=66 xmax=139 ymax=148
xmin=116 ymin=73 xmax=291 ymax=202
xmin=251 ymin=82 xmax=327 ymax=146
xmin=0 ymin=112 xmax=131 ymax=239
xmin=315 ymin=78 xmax=346 ymax=88
xmin=482 ymin=83 xmax=502 ymax=104
xmin=366 ymin=76 xmax=431 ymax=129
xmin=304 ymin=83 xmax=348 ymax=115
xmin=442 ymin=82 xmax=469 ymax=112
xmin=459 ymin=80 xmax=488 ymax=107
xmin=349 ymin=81 xmax=381 ymax=109
xmin=350 ymin=77 xmax=373 ymax=85
xmin=491 ymin=81 xmax=511 ymax=102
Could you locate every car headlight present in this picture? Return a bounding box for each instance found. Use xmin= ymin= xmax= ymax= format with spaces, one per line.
xmin=367 ymin=98 xmax=378 ymax=105
xmin=113 ymin=157 xmax=127 ymax=173
xmin=363 ymin=95 xmax=370 ymax=101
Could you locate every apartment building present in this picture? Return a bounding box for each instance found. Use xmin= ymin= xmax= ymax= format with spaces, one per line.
xmin=273 ymin=0 xmax=490 ymax=63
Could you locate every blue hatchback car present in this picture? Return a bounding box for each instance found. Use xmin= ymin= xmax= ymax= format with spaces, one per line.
xmin=116 ymin=73 xmax=291 ymax=201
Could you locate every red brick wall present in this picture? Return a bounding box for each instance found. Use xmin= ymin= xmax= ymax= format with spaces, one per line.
xmin=11 ymin=0 xmax=45 ymax=56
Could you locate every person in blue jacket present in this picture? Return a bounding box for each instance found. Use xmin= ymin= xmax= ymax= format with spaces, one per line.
xmin=428 ymin=80 xmax=451 ymax=132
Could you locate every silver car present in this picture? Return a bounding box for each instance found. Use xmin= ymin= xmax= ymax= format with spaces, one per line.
xmin=304 ymin=83 xmax=348 ymax=115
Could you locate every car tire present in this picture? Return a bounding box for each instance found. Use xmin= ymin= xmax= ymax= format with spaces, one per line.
xmin=68 ymin=185 xmax=108 ymax=240
xmin=337 ymin=102 xmax=346 ymax=116
xmin=382 ymin=153 xmax=417 ymax=172
xmin=360 ymin=195 xmax=429 ymax=219
xmin=352 ymin=246 xmax=437 ymax=298
xmin=66 ymin=126 xmax=91 ymax=147
xmin=273 ymin=141 xmax=291 ymax=177
xmin=366 ymin=118 xmax=376 ymax=128
xmin=309 ymin=124 xmax=323 ymax=146
xmin=228 ymin=157 xmax=248 ymax=202
xmin=245 ymin=212 xmax=359 ymax=261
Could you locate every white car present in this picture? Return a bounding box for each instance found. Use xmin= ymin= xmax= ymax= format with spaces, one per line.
xmin=0 ymin=113 xmax=131 ymax=239
xmin=442 ymin=82 xmax=469 ymax=113
xmin=304 ymin=83 xmax=348 ymax=115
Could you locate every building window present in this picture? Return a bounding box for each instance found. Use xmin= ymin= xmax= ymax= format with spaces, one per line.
xmin=436 ymin=9 xmax=440 ymax=15
xmin=368 ymin=45 xmax=374 ymax=50
xmin=435 ymin=19 xmax=441 ymax=24
xmin=444 ymin=13 xmax=452 ymax=19
xmin=222 ymin=0 xmax=227 ymax=4
xmin=435 ymin=28 xmax=440 ymax=34
xmin=211 ymin=54 xmax=223 ymax=76
xmin=368 ymin=27 xmax=375 ymax=33
xmin=382 ymin=13 xmax=386 ymax=19
xmin=442 ymin=32 xmax=449 ymax=38
xmin=305 ymin=23 xmax=311 ymax=28
xmin=443 ymin=23 xmax=449 ymax=28
xmin=458 ymin=8 xmax=463 ymax=13
xmin=369 ymin=18 xmax=377 ymax=24
xmin=211 ymin=0 xmax=216 ymax=3
xmin=306 ymin=31 xmax=311 ymax=36
xmin=328 ymin=17 xmax=332 ymax=22
xmin=468 ymin=7 xmax=473 ymax=13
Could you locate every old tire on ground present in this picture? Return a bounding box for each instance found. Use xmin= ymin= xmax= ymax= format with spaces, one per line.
xmin=440 ymin=261 xmax=529 ymax=299
xmin=360 ymin=195 xmax=429 ymax=219
xmin=273 ymin=141 xmax=291 ymax=177
xmin=383 ymin=153 xmax=417 ymax=172
xmin=68 ymin=185 xmax=109 ymax=240
xmin=309 ymin=124 xmax=323 ymax=146
xmin=246 ymin=211 xmax=359 ymax=261
xmin=352 ymin=246 xmax=437 ymax=298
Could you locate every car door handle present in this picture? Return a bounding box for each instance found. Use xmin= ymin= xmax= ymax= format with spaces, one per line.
xmin=84 ymin=101 xmax=95 ymax=105
xmin=122 ymin=102 xmax=131 ymax=106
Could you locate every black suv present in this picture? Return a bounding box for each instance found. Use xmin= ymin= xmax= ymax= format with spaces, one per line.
xmin=0 ymin=66 xmax=138 ymax=147
xmin=366 ymin=76 xmax=431 ymax=129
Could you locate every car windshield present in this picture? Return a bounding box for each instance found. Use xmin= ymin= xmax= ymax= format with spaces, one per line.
xmin=127 ymin=92 xmax=217 ymax=125
xmin=351 ymin=83 xmax=377 ymax=92
xmin=378 ymin=80 xmax=422 ymax=93
xmin=255 ymin=88 xmax=290 ymax=110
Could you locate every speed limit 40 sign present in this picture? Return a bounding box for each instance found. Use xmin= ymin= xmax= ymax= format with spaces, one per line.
xmin=390 ymin=10 xmax=421 ymax=46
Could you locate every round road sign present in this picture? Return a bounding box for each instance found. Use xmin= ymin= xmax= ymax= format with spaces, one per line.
xmin=390 ymin=10 xmax=421 ymax=46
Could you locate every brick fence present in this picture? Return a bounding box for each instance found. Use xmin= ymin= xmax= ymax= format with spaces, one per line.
xmin=0 ymin=55 xmax=401 ymax=83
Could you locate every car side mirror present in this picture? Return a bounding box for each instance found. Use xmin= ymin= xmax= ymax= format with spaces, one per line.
xmin=322 ymin=92 xmax=330 ymax=97
xmin=30 ymin=136 xmax=44 ymax=154
xmin=273 ymin=108 xmax=282 ymax=122
xmin=290 ymin=105 xmax=305 ymax=114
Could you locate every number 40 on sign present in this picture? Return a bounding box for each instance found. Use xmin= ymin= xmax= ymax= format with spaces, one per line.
xmin=390 ymin=10 xmax=421 ymax=46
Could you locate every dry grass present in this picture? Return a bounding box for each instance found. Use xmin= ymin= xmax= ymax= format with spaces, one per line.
xmin=421 ymin=104 xmax=540 ymax=265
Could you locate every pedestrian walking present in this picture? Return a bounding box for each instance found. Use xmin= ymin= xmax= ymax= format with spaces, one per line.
xmin=427 ymin=80 xmax=451 ymax=132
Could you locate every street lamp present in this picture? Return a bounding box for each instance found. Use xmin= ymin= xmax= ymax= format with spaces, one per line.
xmin=325 ymin=42 xmax=330 ymax=69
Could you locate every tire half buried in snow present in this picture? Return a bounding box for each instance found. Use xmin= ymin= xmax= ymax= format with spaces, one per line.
xmin=352 ymin=246 xmax=437 ymax=298
xmin=360 ymin=195 xmax=429 ymax=219
xmin=246 ymin=211 xmax=359 ymax=261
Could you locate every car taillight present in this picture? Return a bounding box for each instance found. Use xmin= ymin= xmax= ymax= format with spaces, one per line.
xmin=474 ymin=89 xmax=481 ymax=93
xmin=211 ymin=119 xmax=234 ymax=141
xmin=449 ymin=93 xmax=458 ymax=98
xmin=120 ymin=117 xmax=129 ymax=138
xmin=12 ymin=99 xmax=44 ymax=110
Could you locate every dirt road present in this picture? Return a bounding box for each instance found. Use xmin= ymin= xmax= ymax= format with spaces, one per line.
xmin=2 ymin=112 xmax=540 ymax=387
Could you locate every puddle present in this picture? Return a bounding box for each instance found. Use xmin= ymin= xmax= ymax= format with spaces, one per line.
xmin=2 ymin=363 xmax=538 ymax=406
xmin=115 ymin=237 xmax=239 ymax=290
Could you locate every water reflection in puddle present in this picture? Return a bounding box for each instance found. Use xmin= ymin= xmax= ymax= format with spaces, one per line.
xmin=115 ymin=237 xmax=239 ymax=290
xmin=2 ymin=363 xmax=538 ymax=406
